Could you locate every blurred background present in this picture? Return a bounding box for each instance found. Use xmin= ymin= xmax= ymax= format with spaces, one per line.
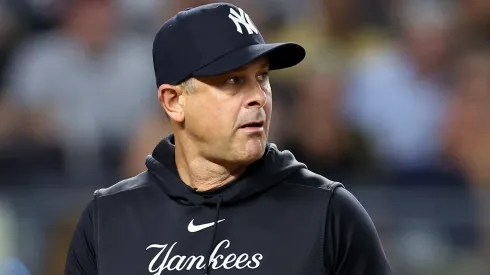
xmin=0 ymin=0 xmax=489 ymax=274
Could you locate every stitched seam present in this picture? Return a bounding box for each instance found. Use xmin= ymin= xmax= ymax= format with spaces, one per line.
xmin=94 ymin=172 xmax=150 ymax=199
xmin=94 ymin=184 xmax=152 ymax=199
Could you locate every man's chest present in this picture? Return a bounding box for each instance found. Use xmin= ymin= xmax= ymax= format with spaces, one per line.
xmin=96 ymin=200 xmax=327 ymax=275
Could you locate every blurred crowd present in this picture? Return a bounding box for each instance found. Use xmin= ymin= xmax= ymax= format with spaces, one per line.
xmin=0 ymin=0 xmax=489 ymax=274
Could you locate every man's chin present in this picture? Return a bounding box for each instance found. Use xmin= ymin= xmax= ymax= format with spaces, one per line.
xmin=239 ymin=140 xmax=266 ymax=162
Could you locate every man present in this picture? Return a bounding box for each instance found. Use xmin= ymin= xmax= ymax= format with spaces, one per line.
xmin=65 ymin=3 xmax=391 ymax=275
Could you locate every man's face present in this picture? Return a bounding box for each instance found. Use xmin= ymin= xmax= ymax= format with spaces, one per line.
xmin=182 ymin=57 xmax=272 ymax=165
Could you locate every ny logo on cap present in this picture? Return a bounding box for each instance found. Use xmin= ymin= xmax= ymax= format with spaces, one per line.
xmin=228 ymin=7 xmax=259 ymax=35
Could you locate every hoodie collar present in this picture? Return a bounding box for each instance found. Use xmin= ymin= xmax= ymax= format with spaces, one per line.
xmin=145 ymin=134 xmax=306 ymax=206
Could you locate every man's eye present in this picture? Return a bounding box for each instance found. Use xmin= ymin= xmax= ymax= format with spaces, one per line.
xmin=226 ymin=77 xmax=244 ymax=85
xmin=258 ymin=72 xmax=269 ymax=82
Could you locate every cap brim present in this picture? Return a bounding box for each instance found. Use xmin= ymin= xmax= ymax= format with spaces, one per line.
xmin=192 ymin=42 xmax=306 ymax=77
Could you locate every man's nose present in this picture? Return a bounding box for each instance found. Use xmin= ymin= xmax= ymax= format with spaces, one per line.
xmin=246 ymin=81 xmax=267 ymax=108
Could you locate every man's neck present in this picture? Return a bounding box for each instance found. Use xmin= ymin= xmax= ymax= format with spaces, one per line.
xmin=174 ymin=140 xmax=246 ymax=192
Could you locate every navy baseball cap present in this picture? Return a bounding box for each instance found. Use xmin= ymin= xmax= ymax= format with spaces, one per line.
xmin=152 ymin=2 xmax=306 ymax=87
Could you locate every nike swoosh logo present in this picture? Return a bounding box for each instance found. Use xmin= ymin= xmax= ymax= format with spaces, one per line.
xmin=188 ymin=219 xmax=225 ymax=233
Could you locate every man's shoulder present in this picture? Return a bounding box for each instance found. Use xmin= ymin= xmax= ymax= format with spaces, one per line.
xmin=93 ymin=171 xmax=154 ymax=199
xmin=283 ymin=168 xmax=345 ymax=193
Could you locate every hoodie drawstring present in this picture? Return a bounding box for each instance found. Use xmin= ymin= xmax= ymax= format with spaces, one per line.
xmin=205 ymin=196 xmax=223 ymax=275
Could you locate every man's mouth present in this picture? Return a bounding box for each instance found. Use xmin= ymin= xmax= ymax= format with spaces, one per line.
xmin=240 ymin=121 xmax=265 ymax=128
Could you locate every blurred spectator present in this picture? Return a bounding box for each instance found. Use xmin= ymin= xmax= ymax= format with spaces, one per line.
xmin=122 ymin=107 xmax=171 ymax=178
xmin=0 ymin=0 xmax=155 ymax=185
xmin=0 ymin=0 xmax=24 ymax=89
xmin=443 ymin=43 xmax=490 ymax=187
xmin=268 ymin=0 xmax=391 ymax=80
xmin=343 ymin=0 xmax=457 ymax=181
xmin=281 ymin=60 xmax=375 ymax=184
xmin=442 ymin=44 xmax=490 ymax=269
xmin=458 ymin=0 xmax=490 ymax=44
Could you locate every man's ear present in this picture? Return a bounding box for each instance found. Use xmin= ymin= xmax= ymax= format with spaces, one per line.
xmin=158 ymin=84 xmax=185 ymax=123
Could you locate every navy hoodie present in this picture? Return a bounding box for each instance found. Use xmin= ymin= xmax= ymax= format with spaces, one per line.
xmin=65 ymin=135 xmax=391 ymax=275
